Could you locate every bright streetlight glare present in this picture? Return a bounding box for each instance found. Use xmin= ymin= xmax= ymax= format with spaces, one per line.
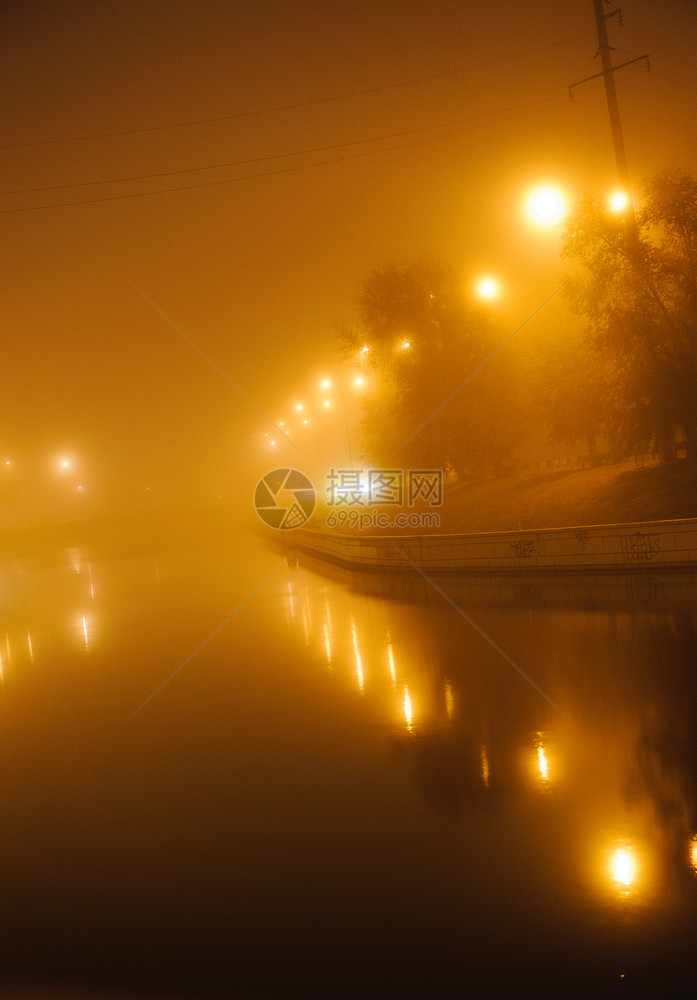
xmin=608 ymin=190 xmax=630 ymax=213
xmin=321 ymin=378 xmax=331 ymax=388
xmin=476 ymin=276 xmax=500 ymax=300
xmin=296 ymin=403 xmax=303 ymax=411
xmin=526 ymin=185 xmax=567 ymax=226
xmin=360 ymin=346 xmax=369 ymax=354
xmin=323 ymin=400 xmax=331 ymax=408
xmin=402 ymin=340 xmax=411 ymax=349
xmin=354 ymin=377 xmax=364 ymax=386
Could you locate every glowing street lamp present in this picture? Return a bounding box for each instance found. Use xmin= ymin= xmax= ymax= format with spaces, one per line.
xmin=608 ymin=189 xmax=630 ymax=213
xmin=475 ymin=276 xmax=500 ymax=301
xmin=526 ymin=185 xmax=567 ymax=226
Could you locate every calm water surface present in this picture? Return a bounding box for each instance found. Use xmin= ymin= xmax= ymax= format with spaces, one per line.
xmin=1 ymin=516 xmax=697 ymax=998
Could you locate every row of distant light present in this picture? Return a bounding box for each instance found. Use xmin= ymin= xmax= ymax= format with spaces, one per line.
xmin=266 ymin=182 xmax=631 ymax=440
xmin=2 ymin=456 xmax=85 ymax=491
xmin=264 ymin=374 xmax=371 ymax=446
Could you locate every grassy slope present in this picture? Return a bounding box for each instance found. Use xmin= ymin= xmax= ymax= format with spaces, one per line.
xmin=317 ymin=459 xmax=697 ymax=534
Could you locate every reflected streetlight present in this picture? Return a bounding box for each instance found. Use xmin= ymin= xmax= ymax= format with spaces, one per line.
xmin=403 ymin=684 xmax=414 ymax=732
xmin=611 ymin=847 xmax=636 ymax=888
xmin=689 ymin=834 xmax=697 ymax=875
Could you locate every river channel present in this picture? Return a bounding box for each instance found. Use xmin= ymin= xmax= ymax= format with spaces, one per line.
xmin=1 ymin=516 xmax=696 ymax=998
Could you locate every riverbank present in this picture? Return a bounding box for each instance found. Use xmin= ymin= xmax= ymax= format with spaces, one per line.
xmin=289 ymin=459 xmax=697 ymax=574
xmin=313 ymin=458 xmax=697 ymax=535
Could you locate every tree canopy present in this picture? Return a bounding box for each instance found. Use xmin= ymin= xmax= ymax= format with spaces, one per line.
xmin=561 ymin=169 xmax=697 ymax=460
xmin=340 ymin=171 xmax=697 ymax=479
xmin=338 ymin=260 xmax=525 ymax=478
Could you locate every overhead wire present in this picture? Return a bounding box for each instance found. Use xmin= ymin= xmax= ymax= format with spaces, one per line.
xmin=0 ymin=93 xmax=570 ymax=198
xmin=0 ymin=31 xmax=594 ymax=151
xmin=0 ymin=93 xmax=572 ymax=214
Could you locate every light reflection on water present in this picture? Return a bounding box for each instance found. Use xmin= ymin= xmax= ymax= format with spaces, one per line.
xmin=282 ymin=550 xmax=697 ymax=918
xmin=1 ymin=527 xmax=697 ymax=995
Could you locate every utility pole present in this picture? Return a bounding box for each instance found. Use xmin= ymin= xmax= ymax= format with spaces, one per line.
xmin=593 ymin=0 xmax=630 ymax=191
xmin=569 ymin=2 xmax=649 ymax=196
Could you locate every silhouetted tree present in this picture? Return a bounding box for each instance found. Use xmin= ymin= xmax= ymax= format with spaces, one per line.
xmin=562 ymin=170 xmax=697 ymax=460
xmin=530 ymin=324 xmax=607 ymax=465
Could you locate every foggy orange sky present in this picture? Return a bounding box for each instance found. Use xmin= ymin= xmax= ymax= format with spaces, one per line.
xmin=3 ymin=0 xmax=696 ymax=509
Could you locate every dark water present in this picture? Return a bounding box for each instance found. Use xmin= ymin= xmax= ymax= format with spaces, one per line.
xmin=1 ymin=516 xmax=697 ymax=999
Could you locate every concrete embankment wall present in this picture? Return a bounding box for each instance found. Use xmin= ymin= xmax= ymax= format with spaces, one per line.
xmin=290 ymin=518 xmax=697 ymax=573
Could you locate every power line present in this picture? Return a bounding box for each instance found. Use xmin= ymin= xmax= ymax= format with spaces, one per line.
xmin=0 ymin=94 xmax=571 ymax=215
xmin=0 ymin=93 xmax=568 ymax=198
xmin=0 ymin=32 xmax=592 ymax=151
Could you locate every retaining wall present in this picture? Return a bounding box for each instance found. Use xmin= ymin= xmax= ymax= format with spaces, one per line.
xmin=289 ymin=518 xmax=697 ymax=574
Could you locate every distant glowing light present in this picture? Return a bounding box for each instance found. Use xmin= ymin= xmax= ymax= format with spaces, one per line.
xmin=296 ymin=403 xmax=303 ymax=411
xmin=303 ymin=419 xmax=308 ymax=424
xmin=354 ymin=377 xmax=364 ymax=386
xmin=526 ymin=185 xmax=567 ymax=226
xmin=321 ymin=378 xmax=331 ymax=388
xmin=323 ymin=400 xmax=331 ymax=408
xmin=611 ymin=848 xmax=635 ymax=887
xmin=608 ymin=190 xmax=629 ymax=213
xmin=360 ymin=345 xmax=369 ymax=354
xmin=476 ymin=276 xmax=499 ymax=300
